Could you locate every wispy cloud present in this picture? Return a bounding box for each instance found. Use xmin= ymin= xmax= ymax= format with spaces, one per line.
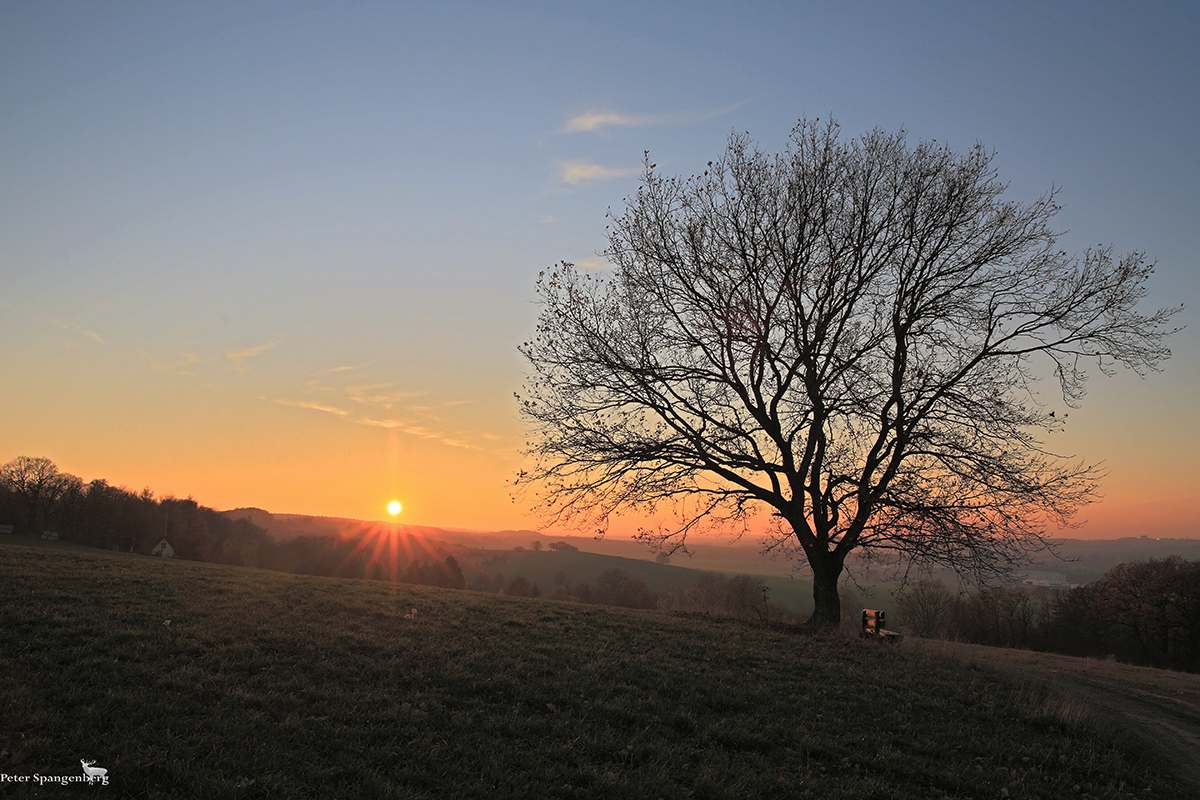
xmin=345 ymin=383 xmax=427 ymax=408
xmin=226 ymin=341 xmax=281 ymax=373
xmin=562 ymin=111 xmax=662 ymax=133
xmin=275 ymin=399 xmax=350 ymax=417
xmin=271 ymin=364 xmax=495 ymax=451
xmin=316 ymin=364 xmax=367 ymax=375
xmin=360 ymin=417 xmax=424 ymax=433
xmin=359 ymin=417 xmax=478 ymax=450
xmin=558 ymin=159 xmax=640 ymax=187
xmin=561 ymin=103 xmax=745 ymax=134
xmin=147 ymin=350 xmax=207 ymax=376
xmin=51 ymin=318 xmax=105 ymax=345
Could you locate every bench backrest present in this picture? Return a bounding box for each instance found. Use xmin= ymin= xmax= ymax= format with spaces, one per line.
xmin=862 ymin=608 xmax=885 ymax=637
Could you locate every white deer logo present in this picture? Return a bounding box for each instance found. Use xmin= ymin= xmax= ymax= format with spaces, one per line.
xmin=81 ymin=760 xmax=107 ymax=781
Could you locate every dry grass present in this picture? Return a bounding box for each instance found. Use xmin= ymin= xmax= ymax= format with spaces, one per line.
xmin=1 ymin=542 xmax=1189 ymax=799
xmin=906 ymin=637 xmax=1200 ymax=701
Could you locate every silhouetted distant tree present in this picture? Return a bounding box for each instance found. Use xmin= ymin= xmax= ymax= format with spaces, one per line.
xmin=277 ymin=536 xmax=341 ymax=576
xmin=55 ymin=477 xmax=86 ymax=538
xmin=519 ymin=118 xmax=1181 ymax=626
xmin=406 ymin=562 xmax=426 ymax=584
xmin=214 ymin=517 xmax=275 ymax=568
xmin=679 ymin=573 xmax=766 ymax=620
xmin=74 ymin=479 xmax=116 ymax=548
xmin=897 ymin=581 xmax=958 ymax=639
xmin=1048 ymin=581 xmax=1108 ymax=657
xmin=470 ymin=570 xmax=505 ymax=593
xmin=547 ymin=541 xmax=578 ymax=552
xmin=1070 ymin=557 xmax=1200 ymax=671
xmin=0 ymin=456 xmax=81 ymax=535
xmin=72 ymin=479 xmax=150 ymax=551
xmin=442 ymin=555 xmax=466 ymax=589
xmin=505 ymin=575 xmax=534 ymax=597
xmin=399 ymin=557 xmax=467 ymax=589
xmin=954 ymin=585 xmax=1042 ymax=649
xmin=593 ymin=569 xmax=657 ymax=609
xmin=162 ymin=496 xmax=208 ymax=560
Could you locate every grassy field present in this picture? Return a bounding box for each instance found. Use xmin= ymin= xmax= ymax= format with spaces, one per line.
xmin=471 ymin=547 xmax=909 ymax=621
xmin=471 ymin=548 xmax=827 ymax=615
xmin=0 ymin=542 xmax=1187 ymax=799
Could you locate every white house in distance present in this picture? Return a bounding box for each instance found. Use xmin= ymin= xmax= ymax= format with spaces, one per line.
xmin=150 ymin=538 xmax=175 ymax=559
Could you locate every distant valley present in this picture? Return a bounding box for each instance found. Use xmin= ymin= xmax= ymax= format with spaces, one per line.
xmin=225 ymin=506 xmax=1200 ymax=589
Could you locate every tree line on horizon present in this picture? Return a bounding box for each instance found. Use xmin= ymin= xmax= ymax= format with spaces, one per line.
xmin=0 ymin=455 xmax=264 ymax=558
xmin=0 ymin=455 xmax=416 ymax=578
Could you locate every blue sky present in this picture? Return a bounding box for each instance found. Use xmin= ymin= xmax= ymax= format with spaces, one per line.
xmin=1 ymin=1 xmax=1196 ymax=535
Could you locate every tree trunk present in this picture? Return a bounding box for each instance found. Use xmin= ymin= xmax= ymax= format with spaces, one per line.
xmin=808 ymin=550 xmax=846 ymax=628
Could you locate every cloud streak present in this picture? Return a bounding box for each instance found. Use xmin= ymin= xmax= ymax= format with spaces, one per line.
xmin=275 ymin=399 xmax=350 ymax=417
xmin=148 ymin=350 xmax=207 ymax=376
xmin=344 ymin=383 xmax=427 ymax=408
xmin=226 ymin=341 xmax=281 ymax=373
xmin=270 ymin=365 xmax=505 ymax=453
xmin=358 ymin=416 xmax=476 ymax=450
xmin=315 ymin=364 xmax=367 ymax=375
xmin=557 ymin=159 xmax=640 ymax=186
xmin=562 ymin=111 xmax=662 ymax=133
xmin=561 ymin=103 xmax=745 ymax=134
xmin=51 ymin=318 xmax=105 ymax=345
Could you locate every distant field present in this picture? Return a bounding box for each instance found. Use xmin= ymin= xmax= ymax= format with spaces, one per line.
xmin=0 ymin=541 xmax=1186 ymax=799
xmin=469 ymin=548 xmax=827 ymax=616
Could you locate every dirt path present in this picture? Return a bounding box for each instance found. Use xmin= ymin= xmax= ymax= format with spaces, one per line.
xmin=1033 ymin=668 xmax=1200 ymax=794
xmin=920 ymin=641 xmax=1200 ymax=795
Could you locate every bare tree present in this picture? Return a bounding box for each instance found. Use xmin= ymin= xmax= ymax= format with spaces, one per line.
xmin=517 ymin=119 xmax=1180 ymax=626
xmin=0 ymin=456 xmax=81 ymax=535
xmin=897 ymin=581 xmax=958 ymax=639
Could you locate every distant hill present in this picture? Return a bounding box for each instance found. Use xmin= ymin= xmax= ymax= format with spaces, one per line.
xmin=222 ymin=506 xmax=275 ymax=529
xmin=1030 ymin=537 xmax=1200 ymax=584
xmin=462 ymin=547 xmax=817 ymax=614
xmin=222 ymin=508 xmax=1200 ymax=589
xmin=222 ymin=508 xmax=459 ymax=545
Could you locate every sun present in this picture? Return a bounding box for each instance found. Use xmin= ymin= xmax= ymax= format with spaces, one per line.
xmin=387 ymin=500 xmax=402 ymax=516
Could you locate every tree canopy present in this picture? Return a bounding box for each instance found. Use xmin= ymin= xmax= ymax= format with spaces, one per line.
xmin=518 ymin=119 xmax=1180 ymax=626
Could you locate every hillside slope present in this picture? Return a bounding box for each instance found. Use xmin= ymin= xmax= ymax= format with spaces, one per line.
xmin=0 ymin=541 xmax=1185 ymax=799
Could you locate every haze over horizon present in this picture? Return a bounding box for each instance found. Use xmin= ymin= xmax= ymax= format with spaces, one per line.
xmin=3 ymin=3 xmax=1197 ymax=540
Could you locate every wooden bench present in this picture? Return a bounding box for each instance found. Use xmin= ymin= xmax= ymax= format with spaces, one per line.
xmin=40 ymin=531 xmax=59 ymax=541
xmin=0 ymin=524 xmax=13 ymax=534
xmin=861 ymin=608 xmax=901 ymax=640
